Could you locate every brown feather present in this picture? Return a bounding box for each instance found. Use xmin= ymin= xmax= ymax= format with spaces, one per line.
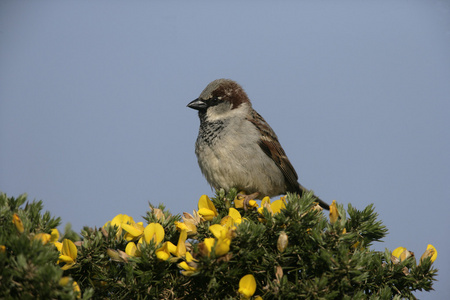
xmin=248 ymin=109 xmax=330 ymax=210
xmin=247 ymin=109 xmax=300 ymax=193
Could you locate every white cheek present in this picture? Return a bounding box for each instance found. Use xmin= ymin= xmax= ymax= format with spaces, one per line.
xmin=206 ymin=103 xmax=250 ymax=122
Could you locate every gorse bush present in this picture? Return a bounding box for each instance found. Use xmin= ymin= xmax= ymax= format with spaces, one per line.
xmin=0 ymin=190 xmax=437 ymax=299
xmin=0 ymin=193 xmax=88 ymax=299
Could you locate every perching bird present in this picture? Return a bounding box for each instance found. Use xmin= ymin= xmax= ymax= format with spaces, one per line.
xmin=187 ymin=79 xmax=329 ymax=210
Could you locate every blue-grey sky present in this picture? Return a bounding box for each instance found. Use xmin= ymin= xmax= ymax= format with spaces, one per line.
xmin=1 ymin=1 xmax=449 ymax=298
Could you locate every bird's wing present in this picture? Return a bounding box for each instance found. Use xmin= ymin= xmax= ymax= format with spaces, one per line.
xmin=247 ymin=109 xmax=300 ymax=193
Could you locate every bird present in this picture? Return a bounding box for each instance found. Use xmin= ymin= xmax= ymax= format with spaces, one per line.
xmin=187 ymin=79 xmax=329 ymax=210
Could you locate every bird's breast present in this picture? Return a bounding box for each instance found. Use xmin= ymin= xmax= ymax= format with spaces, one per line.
xmin=195 ymin=119 xmax=286 ymax=197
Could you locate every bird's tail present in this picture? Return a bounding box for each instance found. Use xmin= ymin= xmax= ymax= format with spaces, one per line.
xmin=296 ymin=183 xmax=330 ymax=210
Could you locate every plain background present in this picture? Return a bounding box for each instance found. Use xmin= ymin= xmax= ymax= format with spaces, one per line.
xmin=1 ymin=1 xmax=449 ymax=299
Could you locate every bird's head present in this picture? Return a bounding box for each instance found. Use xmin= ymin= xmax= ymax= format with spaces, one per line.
xmin=187 ymin=79 xmax=251 ymax=121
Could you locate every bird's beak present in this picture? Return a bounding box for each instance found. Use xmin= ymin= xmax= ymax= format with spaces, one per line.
xmin=187 ymin=98 xmax=207 ymax=110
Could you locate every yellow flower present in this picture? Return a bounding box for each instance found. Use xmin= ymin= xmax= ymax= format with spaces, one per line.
xmin=208 ymin=224 xmax=222 ymax=237
xmin=54 ymin=241 xmax=62 ymax=251
xmin=420 ymin=244 xmax=437 ymax=264
xmin=110 ymin=214 xmax=135 ymax=227
xmin=156 ymin=241 xmax=177 ymax=260
xmin=34 ymin=233 xmax=52 ymax=244
xmin=73 ymin=281 xmax=81 ymax=298
xmin=59 ymin=277 xmax=80 ymax=298
xmin=156 ymin=229 xmax=187 ymax=261
xmin=234 ymin=194 xmax=243 ymax=207
xmin=234 ymin=192 xmax=246 ymax=209
xmin=34 ymin=228 xmax=60 ymax=245
xmin=12 ymin=213 xmax=24 ymax=233
xmin=238 ymin=274 xmax=257 ymax=299
xmin=104 ymin=214 xmax=136 ymax=239
xmin=175 ymin=219 xmax=197 ymax=235
xmin=257 ymin=196 xmax=286 ymax=218
xmin=176 ymin=230 xmax=187 ymax=257
xmin=175 ymin=221 xmax=188 ymax=231
xmin=58 ymin=239 xmax=77 ymax=270
xmin=50 ymin=228 xmax=60 ymax=243
xmin=122 ymin=222 xmax=145 ymax=241
xmin=0 ymin=245 xmax=6 ymax=253
xmin=228 ymin=208 xmax=243 ymax=225
xmin=153 ymin=228 xmax=189 ymax=261
xmin=329 ymin=200 xmax=338 ymax=224
xmin=221 ymin=207 xmax=245 ymax=230
xmin=143 ymin=223 xmax=165 ymax=244
xmin=248 ymin=199 xmax=259 ymax=209
xmin=126 ymin=223 xmax=165 ymax=257
xmin=125 ymin=242 xmax=139 ymax=257
xmin=392 ymin=246 xmax=411 ymax=262
xmin=220 ymin=216 xmax=234 ymax=228
xmin=257 ymin=196 xmax=272 ymax=215
xmin=198 ymin=195 xmax=218 ymax=221
xmin=178 ymin=252 xmax=199 ymax=276
xmin=392 ymin=246 xmax=406 ymax=258
xmin=203 ymin=238 xmax=216 ymax=255
xmin=205 ymin=224 xmax=231 ymax=257
xmin=271 ymin=199 xmax=286 ymax=214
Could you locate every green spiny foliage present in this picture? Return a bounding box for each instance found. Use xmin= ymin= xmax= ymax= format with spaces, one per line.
xmin=0 ymin=190 xmax=437 ymax=299
xmin=0 ymin=192 xmax=92 ymax=299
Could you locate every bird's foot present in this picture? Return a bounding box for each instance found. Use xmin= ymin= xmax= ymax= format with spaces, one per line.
xmin=236 ymin=192 xmax=260 ymax=211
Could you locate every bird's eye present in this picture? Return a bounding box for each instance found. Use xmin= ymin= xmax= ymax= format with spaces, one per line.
xmin=208 ymin=97 xmax=221 ymax=106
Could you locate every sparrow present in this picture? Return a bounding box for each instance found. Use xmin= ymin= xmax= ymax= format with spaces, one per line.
xmin=187 ymin=79 xmax=329 ymax=210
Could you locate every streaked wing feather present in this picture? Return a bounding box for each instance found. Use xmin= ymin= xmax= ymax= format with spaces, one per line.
xmin=247 ymin=110 xmax=300 ymax=192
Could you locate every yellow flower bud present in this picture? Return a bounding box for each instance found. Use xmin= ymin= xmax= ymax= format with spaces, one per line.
xmin=329 ymin=200 xmax=338 ymax=224
xmin=420 ymin=244 xmax=437 ymax=264
xmin=12 ymin=213 xmax=24 ymax=233
xmin=238 ymin=274 xmax=257 ymax=299
xmin=59 ymin=276 xmax=71 ymax=286
xmin=152 ymin=208 xmax=165 ymax=221
xmin=73 ymin=281 xmax=81 ymax=298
